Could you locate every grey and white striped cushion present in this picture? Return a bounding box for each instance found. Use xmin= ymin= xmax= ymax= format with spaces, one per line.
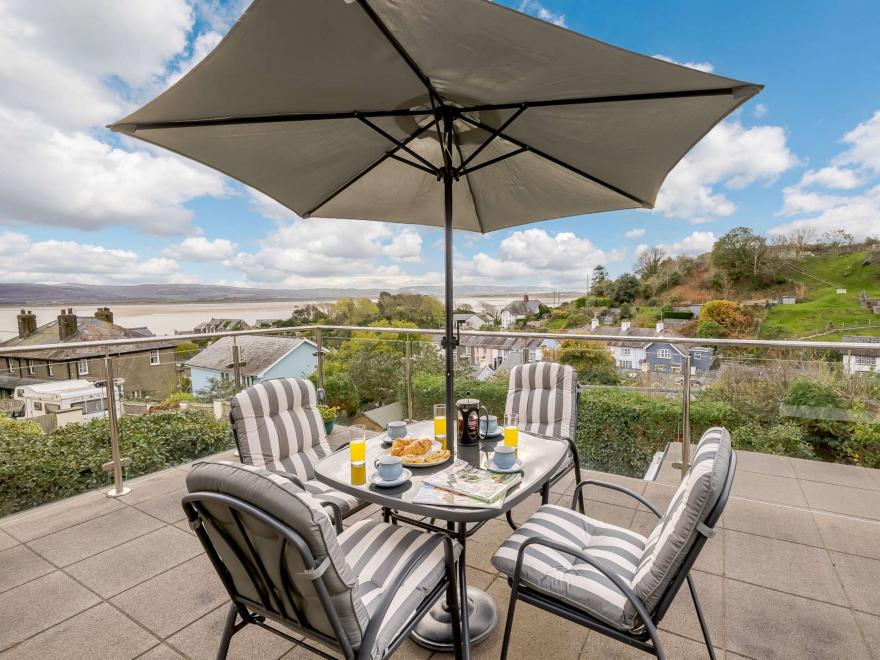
xmin=505 ymin=362 xmax=577 ymax=442
xmin=230 ymin=378 xmax=332 ymax=480
xmin=491 ymin=504 xmax=646 ymax=628
xmin=628 ymin=427 xmax=731 ymax=624
xmin=304 ymin=479 xmax=363 ymax=516
xmin=339 ymin=519 xmax=460 ymax=660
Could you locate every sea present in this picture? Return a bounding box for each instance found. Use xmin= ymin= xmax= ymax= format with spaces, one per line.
xmin=0 ymin=293 xmax=578 ymax=339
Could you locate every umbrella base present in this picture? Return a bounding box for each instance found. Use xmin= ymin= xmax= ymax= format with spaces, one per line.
xmin=410 ymin=586 xmax=497 ymax=651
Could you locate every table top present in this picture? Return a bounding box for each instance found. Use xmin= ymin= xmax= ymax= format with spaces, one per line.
xmin=314 ymin=421 xmax=568 ymax=523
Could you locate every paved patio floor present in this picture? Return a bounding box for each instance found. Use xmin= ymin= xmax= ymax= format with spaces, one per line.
xmin=1 ymin=443 xmax=878 ymax=659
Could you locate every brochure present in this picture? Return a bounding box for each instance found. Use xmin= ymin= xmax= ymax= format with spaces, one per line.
xmin=423 ymin=459 xmax=522 ymax=503
xmin=412 ymin=483 xmax=506 ymax=509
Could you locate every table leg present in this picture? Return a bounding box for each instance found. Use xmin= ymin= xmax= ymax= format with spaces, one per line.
xmin=410 ymin=522 xmax=497 ymax=656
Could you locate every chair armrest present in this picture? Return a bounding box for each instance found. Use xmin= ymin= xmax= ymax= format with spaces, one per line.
xmin=357 ymin=534 xmax=451 ymax=660
xmin=318 ymin=500 xmax=343 ymax=533
xmin=274 ymin=471 xmax=306 ymax=489
xmin=572 ymin=479 xmax=663 ymax=519
xmin=512 ymin=536 xmax=656 ymax=632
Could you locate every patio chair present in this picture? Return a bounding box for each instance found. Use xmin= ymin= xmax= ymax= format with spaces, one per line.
xmin=504 ymin=362 xmax=585 ymax=527
xmin=492 ymin=427 xmax=735 ymax=660
xmin=230 ymin=378 xmax=366 ymax=531
xmin=182 ymin=460 xmax=463 ymax=660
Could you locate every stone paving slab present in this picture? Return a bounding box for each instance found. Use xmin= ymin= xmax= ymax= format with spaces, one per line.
xmin=0 ymin=447 xmax=878 ymax=659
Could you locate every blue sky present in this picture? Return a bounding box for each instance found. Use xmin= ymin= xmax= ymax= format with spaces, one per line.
xmin=1 ymin=0 xmax=879 ymax=292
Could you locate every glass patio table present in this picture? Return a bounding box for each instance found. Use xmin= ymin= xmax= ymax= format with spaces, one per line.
xmin=314 ymin=420 xmax=569 ymax=658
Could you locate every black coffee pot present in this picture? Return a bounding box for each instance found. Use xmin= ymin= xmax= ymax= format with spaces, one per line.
xmin=456 ymin=395 xmax=488 ymax=446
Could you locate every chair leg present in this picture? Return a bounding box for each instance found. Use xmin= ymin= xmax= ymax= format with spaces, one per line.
xmin=445 ymin=551 xmax=464 ymax=660
xmin=568 ymin=444 xmax=585 ymax=514
xmin=216 ymin=603 xmax=238 ymax=660
xmin=687 ymin=573 xmax=716 ymax=660
xmin=499 ymin=581 xmax=519 ymax=660
xmin=504 ymin=509 xmax=518 ymax=531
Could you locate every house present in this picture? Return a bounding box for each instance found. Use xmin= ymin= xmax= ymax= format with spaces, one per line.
xmin=186 ymin=335 xmax=324 ymax=394
xmin=350 ymin=401 xmax=405 ymax=432
xmin=193 ymin=318 xmax=252 ymax=334
xmin=0 ymin=308 xmax=180 ymax=400
xmin=442 ymin=334 xmax=557 ymax=370
xmin=588 ymin=320 xmax=715 ymax=375
xmin=453 ymin=312 xmax=486 ymax=331
xmin=841 ymin=335 xmax=880 ymax=374
xmin=781 ymin=296 xmax=797 ymax=305
xmin=500 ymin=295 xmax=543 ymax=328
xmin=470 ymin=363 xmax=495 ymax=381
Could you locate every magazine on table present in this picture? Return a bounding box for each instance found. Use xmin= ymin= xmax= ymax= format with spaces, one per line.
xmin=412 ymin=483 xmax=507 ymax=509
xmin=423 ymin=459 xmax=522 ymax=503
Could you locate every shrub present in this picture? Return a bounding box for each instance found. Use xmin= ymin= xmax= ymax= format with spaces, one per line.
xmin=696 ymin=320 xmax=725 ymax=338
xmin=406 ymin=373 xmax=507 ymax=421
xmin=0 ymin=410 xmax=232 ymax=516
xmin=573 ymin=296 xmax=587 ymax=309
xmin=162 ymin=391 xmax=198 ymax=405
xmin=782 ymin=378 xmax=852 ymax=452
xmin=730 ymin=422 xmax=815 ymax=459
xmin=841 ymin=421 xmax=880 ymax=468
xmin=701 ymin=300 xmax=746 ymax=332
xmin=315 ymin=372 xmax=359 ymax=417
xmin=548 ymin=340 xmax=621 ymax=386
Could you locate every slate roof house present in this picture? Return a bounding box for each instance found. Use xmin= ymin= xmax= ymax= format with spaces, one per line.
xmin=193 ymin=318 xmax=252 ymax=333
xmin=588 ymin=319 xmax=715 ymax=375
xmin=438 ymin=333 xmax=557 ymax=370
xmin=452 ymin=312 xmax=487 ymax=331
xmin=185 ymin=335 xmax=324 ymax=393
xmin=0 ymin=308 xmax=180 ymax=399
xmin=500 ymin=294 xmax=543 ymax=328
xmin=841 ymin=335 xmax=880 ymax=374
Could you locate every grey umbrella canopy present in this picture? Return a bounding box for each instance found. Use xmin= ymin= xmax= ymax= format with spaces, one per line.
xmin=111 ymin=0 xmax=761 ymax=431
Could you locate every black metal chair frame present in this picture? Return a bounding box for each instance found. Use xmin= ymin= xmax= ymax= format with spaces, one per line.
xmin=229 ymin=415 xmax=366 ymax=533
xmin=499 ymin=451 xmax=736 ymax=660
xmin=504 ymin=379 xmax=585 ymax=531
xmin=182 ymin=492 xmax=463 ymax=660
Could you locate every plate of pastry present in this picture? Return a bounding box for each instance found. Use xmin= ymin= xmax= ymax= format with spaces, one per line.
xmin=388 ymin=438 xmax=452 ymax=467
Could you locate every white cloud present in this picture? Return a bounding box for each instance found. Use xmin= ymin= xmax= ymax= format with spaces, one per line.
xmin=0 ymin=232 xmax=186 ymax=284
xmin=0 ymin=109 xmax=227 ymax=235
xmin=753 ymin=103 xmax=768 ymax=118
xmin=625 ymin=228 xmax=646 ymax=239
xmin=457 ymin=229 xmax=626 ymax=289
xmin=382 ymin=229 xmax=423 ymax=263
xmin=517 ymin=1 xmax=565 ymax=27
xmin=656 ymin=120 xmax=798 ymax=222
xmin=770 ymin=110 xmax=880 ymax=241
xmin=659 ymin=231 xmax=717 ymax=257
xmin=652 ymin=55 xmax=714 ymax=73
xmin=163 ymin=236 xmax=236 ymax=261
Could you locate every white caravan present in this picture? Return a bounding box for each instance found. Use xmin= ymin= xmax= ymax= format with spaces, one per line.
xmin=14 ymin=379 xmax=124 ymax=422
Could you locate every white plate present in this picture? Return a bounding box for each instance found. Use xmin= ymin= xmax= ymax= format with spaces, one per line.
xmin=485 ymin=458 xmax=523 ymax=474
xmin=370 ymin=468 xmax=412 ymax=488
xmin=395 ymin=440 xmax=451 ymax=467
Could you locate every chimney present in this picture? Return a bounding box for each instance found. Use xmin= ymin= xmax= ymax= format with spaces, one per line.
xmin=57 ymin=308 xmax=78 ymax=341
xmin=523 ymin=294 xmax=529 ymax=303
xmin=590 ymin=318 xmax=599 ymax=330
xmin=16 ymin=309 xmax=37 ymax=339
xmin=620 ymin=319 xmax=631 ymax=332
xmin=95 ymin=307 xmax=114 ymax=323
xmin=656 ymin=320 xmax=665 ymax=333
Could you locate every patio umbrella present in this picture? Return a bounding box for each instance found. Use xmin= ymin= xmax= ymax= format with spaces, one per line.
xmin=111 ymin=0 xmax=761 ymax=449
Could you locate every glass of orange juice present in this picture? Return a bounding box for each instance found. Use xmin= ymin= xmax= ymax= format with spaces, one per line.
xmin=350 ymin=463 xmax=366 ymax=485
xmin=349 ymin=425 xmax=366 ymax=465
xmin=503 ymin=413 xmax=519 ymax=448
xmin=433 ymin=404 xmax=447 ymax=450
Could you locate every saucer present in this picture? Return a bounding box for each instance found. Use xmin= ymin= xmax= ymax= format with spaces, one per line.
xmin=482 ymin=429 xmax=503 ymax=439
xmin=486 ymin=458 xmax=523 ymax=474
xmin=370 ymin=468 xmax=412 ymax=488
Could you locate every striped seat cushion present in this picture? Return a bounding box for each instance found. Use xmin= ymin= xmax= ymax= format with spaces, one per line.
xmin=505 ymin=362 xmax=577 ymax=442
xmin=628 ymin=427 xmax=731 ymax=625
xmin=231 ymin=378 xmax=333 ymax=480
xmin=339 ymin=519 xmax=460 ymax=660
xmin=492 ymin=504 xmax=646 ymax=628
xmin=304 ymin=479 xmax=363 ymax=516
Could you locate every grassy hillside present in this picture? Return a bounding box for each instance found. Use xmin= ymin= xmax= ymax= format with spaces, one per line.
xmin=759 ymin=252 xmax=880 ymax=339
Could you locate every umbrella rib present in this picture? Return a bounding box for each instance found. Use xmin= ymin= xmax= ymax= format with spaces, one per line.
xmin=388 ymin=153 xmax=439 ymax=176
xmin=457 ymin=113 xmax=650 ymax=208
xmin=455 ymin=105 xmax=527 ymax=175
xmin=456 ymin=86 xmax=750 ymax=114
xmin=449 ymin=121 xmax=486 ymax=234
xmin=458 ymin=147 xmax=528 ymax=177
xmin=357 ymin=116 xmax=440 ymax=175
xmin=303 ymin=119 xmax=438 ymax=218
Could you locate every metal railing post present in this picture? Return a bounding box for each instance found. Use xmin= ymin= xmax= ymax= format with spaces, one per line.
xmin=231 ymin=338 xmax=242 ymax=393
xmin=315 ymin=328 xmax=325 ymax=393
xmin=103 ymin=354 xmax=130 ymax=498
xmin=679 ymin=353 xmax=692 ymax=480
xmin=404 ymin=337 xmax=414 ymax=422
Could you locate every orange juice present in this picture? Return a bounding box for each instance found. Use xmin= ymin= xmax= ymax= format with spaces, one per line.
xmin=349 ymin=438 xmax=366 ymax=464
xmin=350 ymin=464 xmax=366 ymax=485
xmin=503 ymin=425 xmax=519 ymax=447
xmin=433 ymin=415 xmax=446 ymax=436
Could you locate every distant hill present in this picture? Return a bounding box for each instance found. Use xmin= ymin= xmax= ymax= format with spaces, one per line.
xmin=0 ymin=282 xmax=567 ymax=307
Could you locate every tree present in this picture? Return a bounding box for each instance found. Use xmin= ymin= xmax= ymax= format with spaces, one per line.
xmin=635 ymin=246 xmax=666 ymax=278
xmin=590 ymin=265 xmax=609 ymax=296
xmin=821 ymin=229 xmax=854 ymax=255
xmin=196 ymin=376 xmax=237 ymax=401
xmin=547 ymin=340 xmax=620 ymax=385
xmin=479 ymin=302 xmax=500 ymax=326
xmin=711 ymin=227 xmax=770 ymax=282
xmin=700 ymin=300 xmax=746 ymax=334
xmin=333 ymin=297 xmax=379 ymax=326
xmin=610 ymin=273 xmax=640 ymax=304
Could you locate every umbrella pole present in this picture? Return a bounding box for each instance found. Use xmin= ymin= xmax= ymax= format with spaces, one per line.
xmin=443 ymin=151 xmax=456 ymax=451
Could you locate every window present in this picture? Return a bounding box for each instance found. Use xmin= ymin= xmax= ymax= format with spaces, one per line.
xmin=622 ymin=348 xmax=631 ymax=356
xmin=47 ymin=363 xmax=54 ymax=377
xmin=657 ymin=348 xmax=672 ymax=360
xmin=220 ymin=372 xmax=230 ymax=382
xmin=83 ymin=398 xmax=106 ymax=414
xmin=619 ymin=360 xmax=633 ymax=369
xmin=33 ymin=402 xmax=43 ymax=411
xmin=692 ymin=351 xmax=702 ymax=361
xmin=856 ymin=355 xmax=876 ymax=366
xmin=27 ymin=359 xmax=35 ymax=375
xmin=7 ymin=358 xmax=14 ymax=374
xmin=77 ymin=359 xmax=89 ymax=376
xmin=149 ymin=350 xmax=160 ymax=366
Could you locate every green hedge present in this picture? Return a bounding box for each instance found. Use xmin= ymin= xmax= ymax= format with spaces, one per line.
xmin=407 ymin=374 xmax=742 ymax=477
xmin=0 ymin=410 xmax=232 ymax=516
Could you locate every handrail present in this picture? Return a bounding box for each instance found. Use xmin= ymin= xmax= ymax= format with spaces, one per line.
xmin=2 ymin=322 xmax=879 ymax=354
